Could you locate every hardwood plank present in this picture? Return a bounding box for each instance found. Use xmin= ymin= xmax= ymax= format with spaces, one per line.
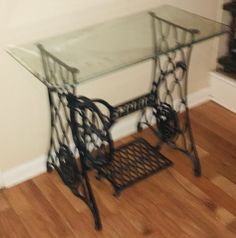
xmin=160 ymin=144 xmax=236 ymax=218
xmin=49 ymin=171 xmax=88 ymax=213
xmin=212 ymin=175 xmax=236 ymax=200
xmin=148 ymin=171 xmax=236 ymax=237
xmin=195 ymin=101 xmax=236 ymax=134
xmin=0 ymin=191 xmax=10 ymax=211
xmin=0 ymin=208 xmax=31 ymax=238
xmin=3 ymin=182 xmax=74 ymax=238
xmin=33 ymin=174 xmax=100 ymax=238
xmin=120 ymin=187 xmax=193 ymax=238
xmin=191 ymin=103 xmax=236 ymax=140
xmin=191 ymin=115 xmax=236 ymax=183
xmin=168 ymin=169 xmax=236 ymax=227
xmin=228 ymin=219 xmax=236 ymax=236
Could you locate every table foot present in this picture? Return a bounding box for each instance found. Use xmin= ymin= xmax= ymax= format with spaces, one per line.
xmin=113 ymin=188 xmax=121 ymax=198
xmin=46 ymin=161 xmax=53 ymax=173
xmin=192 ymin=150 xmax=202 ymax=177
xmin=95 ymin=171 xmax=102 ymax=180
xmin=137 ymin=121 xmax=144 ymax=132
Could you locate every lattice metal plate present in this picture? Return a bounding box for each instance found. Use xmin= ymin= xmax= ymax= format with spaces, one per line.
xmin=98 ymin=138 xmax=173 ymax=191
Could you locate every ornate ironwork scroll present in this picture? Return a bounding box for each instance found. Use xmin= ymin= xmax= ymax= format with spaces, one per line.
xmin=138 ymin=13 xmax=201 ymax=176
xmin=38 ymin=44 xmax=102 ymax=230
xmin=67 ymin=94 xmax=114 ymax=169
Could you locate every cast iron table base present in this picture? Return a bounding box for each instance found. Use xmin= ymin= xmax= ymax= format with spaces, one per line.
xmin=37 ymin=12 xmax=202 ymax=230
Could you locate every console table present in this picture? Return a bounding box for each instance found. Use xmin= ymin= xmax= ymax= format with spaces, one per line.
xmin=7 ymin=5 xmax=229 ymax=230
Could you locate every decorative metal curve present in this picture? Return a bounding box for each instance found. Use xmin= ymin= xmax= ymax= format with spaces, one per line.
xmin=55 ymin=144 xmax=80 ymax=189
xmin=38 ymin=45 xmax=103 ymax=230
xmin=154 ymin=102 xmax=179 ymax=142
xmin=138 ymin=13 xmax=201 ymax=176
xmin=67 ymin=94 xmax=115 ymax=169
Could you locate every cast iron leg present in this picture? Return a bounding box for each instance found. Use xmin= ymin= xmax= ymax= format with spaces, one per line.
xmin=139 ymin=14 xmax=202 ymax=176
xmin=46 ymin=88 xmax=74 ymax=171
xmin=185 ymin=108 xmax=201 ymax=176
xmin=82 ymin=171 xmax=102 ymax=230
xmin=39 ymin=44 xmax=103 ymax=230
xmin=45 ymin=89 xmax=103 ymax=229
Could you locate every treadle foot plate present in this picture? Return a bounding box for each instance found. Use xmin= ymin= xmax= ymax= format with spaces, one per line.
xmin=99 ymin=138 xmax=173 ymax=191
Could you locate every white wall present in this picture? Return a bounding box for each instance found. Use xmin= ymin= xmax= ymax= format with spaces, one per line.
xmin=0 ymin=0 xmax=223 ymax=172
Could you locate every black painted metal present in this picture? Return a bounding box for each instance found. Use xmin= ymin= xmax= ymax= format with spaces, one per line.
xmin=37 ymin=12 xmax=202 ymax=230
xmin=97 ymin=138 xmax=173 ymax=196
xmin=114 ymin=94 xmax=153 ymax=119
xmin=67 ymin=94 xmax=114 ymax=170
xmin=38 ymin=45 xmax=103 ymax=230
xmin=138 ymin=13 xmax=201 ymax=176
xmin=154 ymin=102 xmax=180 ymax=142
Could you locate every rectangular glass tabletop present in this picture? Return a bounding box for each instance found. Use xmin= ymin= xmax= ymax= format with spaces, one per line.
xmin=7 ymin=5 xmax=229 ymax=85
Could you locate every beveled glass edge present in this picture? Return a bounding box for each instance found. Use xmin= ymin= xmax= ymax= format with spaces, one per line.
xmin=6 ymin=29 xmax=230 ymax=88
xmin=193 ymin=29 xmax=230 ymax=45
xmin=6 ymin=47 xmax=44 ymax=82
xmin=5 ymin=4 xmax=230 ymax=87
xmin=6 ymin=46 xmax=74 ymax=90
xmin=75 ymin=30 xmax=230 ymax=84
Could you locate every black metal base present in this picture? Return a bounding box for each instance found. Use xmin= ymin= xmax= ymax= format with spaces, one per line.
xmin=97 ymin=138 xmax=173 ymax=195
xmin=37 ymin=12 xmax=203 ymax=230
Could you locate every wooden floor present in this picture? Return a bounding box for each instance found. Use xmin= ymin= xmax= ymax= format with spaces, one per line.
xmin=1 ymin=101 xmax=236 ymax=238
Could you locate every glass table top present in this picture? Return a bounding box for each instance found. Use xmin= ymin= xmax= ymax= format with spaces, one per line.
xmin=7 ymin=5 xmax=229 ymax=85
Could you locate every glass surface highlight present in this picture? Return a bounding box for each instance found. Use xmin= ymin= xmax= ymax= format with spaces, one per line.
xmin=7 ymin=5 xmax=229 ymax=85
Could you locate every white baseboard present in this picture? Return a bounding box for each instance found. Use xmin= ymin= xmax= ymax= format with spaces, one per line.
xmin=1 ymin=87 xmax=210 ymax=189
xmin=188 ymin=88 xmax=210 ymax=108
xmin=2 ymin=155 xmax=47 ymax=188
xmin=210 ymin=71 xmax=236 ymax=113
